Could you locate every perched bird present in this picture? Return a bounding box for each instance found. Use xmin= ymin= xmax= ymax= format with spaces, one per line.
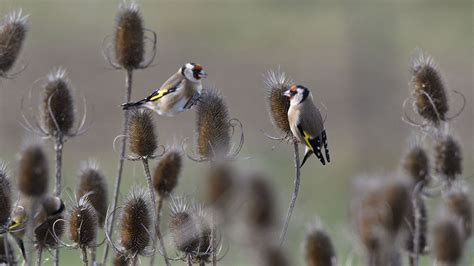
xmin=283 ymin=85 xmax=330 ymax=166
xmin=122 ymin=63 xmax=207 ymax=116
xmin=34 ymin=196 xmax=66 ymax=249
xmin=8 ymin=205 xmax=27 ymax=261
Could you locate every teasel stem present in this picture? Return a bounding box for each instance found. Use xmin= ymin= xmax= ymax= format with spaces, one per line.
xmin=211 ymin=214 xmax=216 ymax=266
xmin=410 ymin=183 xmax=423 ymax=266
xmin=104 ymin=69 xmax=133 ymax=264
xmin=187 ymin=254 xmax=192 ymax=266
xmin=150 ymin=196 xmax=164 ymax=265
xmin=200 ymin=261 xmax=205 ymax=266
xmin=91 ymin=246 xmax=97 ymax=266
xmin=142 ymin=158 xmax=170 ymax=266
xmin=36 ymin=247 xmax=43 ymax=266
xmin=3 ymin=235 xmax=11 ymax=266
xmin=279 ymin=139 xmax=301 ymax=245
xmin=53 ymin=133 xmax=63 ymax=266
xmin=81 ymin=247 xmax=88 ymax=266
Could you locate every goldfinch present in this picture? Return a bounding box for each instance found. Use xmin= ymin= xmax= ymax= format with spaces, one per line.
xmin=122 ymin=63 xmax=207 ymax=116
xmin=8 ymin=206 xmax=27 ymax=261
xmin=283 ymin=85 xmax=330 ymax=167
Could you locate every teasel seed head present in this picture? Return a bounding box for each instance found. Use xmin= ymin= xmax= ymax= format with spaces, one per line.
xmin=264 ymin=69 xmax=292 ymax=137
xmin=69 ymin=195 xmax=98 ymax=248
xmin=434 ymin=135 xmax=462 ymax=182
xmin=35 ymin=196 xmax=65 ymax=249
xmin=196 ymin=89 xmax=231 ymax=159
xmin=445 ymin=186 xmax=472 ymax=239
xmin=191 ymin=204 xmax=213 ymax=263
xmin=246 ymin=174 xmax=275 ymax=229
xmin=403 ymin=195 xmax=428 ymax=254
xmin=258 ymin=245 xmax=290 ymax=266
xmin=153 ymin=148 xmax=182 ymax=198
xmin=206 ymin=163 xmax=234 ymax=208
xmin=113 ymin=254 xmax=129 ymax=266
xmin=18 ymin=143 xmax=49 ymax=197
xmin=41 ymin=68 xmax=75 ymax=136
xmin=119 ymin=188 xmax=152 ymax=256
xmin=411 ymin=50 xmax=448 ymax=124
xmin=305 ymin=224 xmax=337 ymax=266
xmin=433 ymin=215 xmax=464 ymax=265
xmin=402 ymin=145 xmax=430 ymax=186
xmin=115 ymin=1 xmax=144 ymax=70
xmin=77 ymin=160 xmax=108 ymax=227
xmin=128 ymin=109 xmax=157 ymax=158
xmin=169 ymin=197 xmax=200 ymax=254
xmin=0 ymin=10 xmax=28 ymax=76
xmin=0 ymin=163 xmax=12 ymax=228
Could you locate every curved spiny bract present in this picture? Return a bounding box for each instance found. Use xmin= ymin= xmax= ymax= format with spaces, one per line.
xmin=18 ymin=144 xmax=49 ymax=198
xmin=115 ymin=1 xmax=144 ymax=70
xmin=402 ymin=145 xmax=430 ymax=186
xmin=153 ymin=148 xmax=182 ymax=198
xmin=434 ymin=135 xmax=462 ymax=183
xmin=119 ymin=188 xmax=152 ymax=257
xmin=0 ymin=164 xmax=12 ymax=228
xmin=305 ymin=225 xmax=336 ymax=266
xmin=69 ymin=196 xmax=98 ymax=249
xmin=128 ymin=109 xmax=157 ymax=158
xmin=445 ymin=187 xmax=472 ymax=239
xmin=411 ymin=51 xmax=448 ymax=125
xmin=41 ymin=69 xmax=75 ymax=137
xmin=433 ymin=215 xmax=464 ymax=265
xmin=77 ymin=161 xmax=108 ymax=227
xmin=264 ymin=69 xmax=292 ymax=137
xmin=196 ymin=89 xmax=231 ymax=160
xmin=0 ymin=10 xmax=27 ymax=77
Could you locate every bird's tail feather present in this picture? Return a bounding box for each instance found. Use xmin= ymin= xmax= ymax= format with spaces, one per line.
xmin=121 ymin=99 xmax=146 ymax=110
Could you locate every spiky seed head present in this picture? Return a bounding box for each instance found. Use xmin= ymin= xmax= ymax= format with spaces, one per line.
xmin=404 ymin=195 xmax=428 ymax=254
xmin=264 ymin=70 xmax=292 ymax=136
xmin=115 ymin=1 xmax=144 ymax=70
xmin=153 ymin=149 xmax=182 ymax=197
xmin=169 ymin=198 xmax=201 ymax=254
xmin=35 ymin=196 xmax=65 ymax=249
xmin=191 ymin=206 xmax=213 ymax=263
xmin=411 ymin=51 xmax=448 ymax=124
xmin=446 ymin=187 xmax=472 ymax=238
xmin=382 ymin=182 xmax=411 ymax=233
xmin=42 ymin=69 xmax=75 ymax=136
xmin=403 ymin=145 xmax=430 ymax=185
xmin=128 ymin=109 xmax=157 ymax=157
xmin=69 ymin=196 xmax=98 ymax=248
xmin=246 ymin=174 xmax=275 ymax=229
xmin=305 ymin=225 xmax=336 ymax=266
xmin=206 ymin=163 xmax=234 ymax=207
xmin=433 ymin=216 xmax=464 ymax=264
xmin=18 ymin=144 xmax=49 ymax=197
xmin=434 ymin=135 xmax=462 ymax=182
xmin=0 ymin=164 xmax=12 ymax=227
xmin=113 ymin=254 xmax=129 ymax=266
xmin=0 ymin=10 xmax=27 ymax=75
xmin=120 ymin=188 xmax=151 ymax=255
xmin=77 ymin=161 xmax=108 ymax=227
xmin=196 ymin=89 xmax=231 ymax=159
xmin=258 ymin=245 xmax=290 ymax=266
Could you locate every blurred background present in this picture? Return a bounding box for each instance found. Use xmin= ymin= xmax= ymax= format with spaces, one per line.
xmin=0 ymin=0 xmax=472 ymax=265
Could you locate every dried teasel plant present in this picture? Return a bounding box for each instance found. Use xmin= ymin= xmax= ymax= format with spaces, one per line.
xmin=402 ymin=50 xmax=465 ymax=131
xmin=18 ymin=141 xmax=49 ymax=198
xmin=185 ymin=89 xmax=244 ymax=162
xmin=257 ymin=244 xmax=290 ymax=266
xmin=0 ymin=163 xmax=12 ymax=232
xmin=445 ymin=185 xmax=472 ymax=239
xmin=0 ymin=10 xmax=28 ymax=79
xmin=103 ymin=2 xmax=157 ymax=263
xmin=402 ymin=143 xmax=430 ymax=187
xmin=105 ymin=188 xmax=153 ymax=266
xmin=77 ymin=160 xmax=108 ymax=228
xmin=433 ymin=134 xmax=462 ymax=185
xmin=244 ymin=174 xmax=276 ymax=231
xmin=432 ymin=213 xmax=465 ymax=266
xmin=206 ymin=163 xmax=235 ymax=216
xmin=304 ymin=223 xmax=337 ymax=266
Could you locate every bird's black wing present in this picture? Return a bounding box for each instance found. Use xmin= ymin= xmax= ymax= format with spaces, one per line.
xmin=297 ymin=124 xmax=326 ymax=165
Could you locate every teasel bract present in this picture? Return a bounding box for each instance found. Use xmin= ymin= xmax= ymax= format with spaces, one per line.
xmin=103 ymin=3 xmax=157 ymax=261
xmin=0 ymin=10 xmax=28 ymax=78
xmin=304 ymin=223 xmax=337 ymax=266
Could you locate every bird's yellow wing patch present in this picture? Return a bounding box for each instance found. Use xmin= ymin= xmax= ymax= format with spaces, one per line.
xmin=302 ymin=130 xmax=313 ymax=151
xmin=148 ymin=89 xmax=169 ymax=101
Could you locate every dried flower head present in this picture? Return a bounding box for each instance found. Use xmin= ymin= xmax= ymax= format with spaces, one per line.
xmin=411 ymin=51 xmax=448 ymax=124
xmin=190 ymin=205 xmax=213 ymax=263
xmin=402 ymin=145 xmax=430 ymax=185
xmin=18 ymin=143 xmax=49 ymax=197
xmin=246 ymin=174 xmax=275 ymax=229
xmin=404 ymin=195 xmax=428 ymax=254
xmin=128 ymin=109 xmax=157 ymax=158
xmin=206 ymin=163 xmax=234 ymax=208
xmin=0 ymin=10 xmax=28 ymax=76
xmin=69 ymin=195 xmax=98 ymax=248
xmin=113 ymin=254 xmax=129 ymax=266
xmin=433 ymin=215 xmax=464 ymax=265
xmin=41 ymin=69 xmax=75 ymax=136
xmin=264 ymin=69 xmax=292 ymax=136
xmin=153 ymin=148 xmax=182 ymax=198
xmin=115 ymin=1 xmax=144 ymax=70
xmin=446 ymin=187 xmax=472 ymax=238
xmin=305 ymin=224 xmax=336 ymax=266
xmin=434 ymin=135 xmax=462 ymax=182
xmin=34 ymin=196 xmax=65 ymax=249
xmin=77 ymin=160 xmax=108 ymax=227
xmin=258 ymin=245 xmax=290 ymax=266
xmin=169 ymin=197 xmax=200 ymax=254
xmin=119 ymin=188 xmax=151 ymax=256
xmin=195 ymin=89 xmax=231 ymax=159
xmin=0 ymin=163 xmax=12 ymax=228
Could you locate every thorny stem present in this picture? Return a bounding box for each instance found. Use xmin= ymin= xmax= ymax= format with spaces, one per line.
xmin=142 ymin=159 xmax=170 ymax=266
xmin=279 ymin=139 xmax=301 ymax=245
xmin=81 ymin=247 xmax=88 ymax=266
xmin=54 ymin=133 xmax=64 ymax=266
xmin=103 ymin=70 xmax=133 ymax=265
xmin=410 ymin=185 xmax=423 ymax=266
xmin=150 ymin=197 xmax=165 ymax=265
xmin=36 ymin=247 xmax=43 ymax=266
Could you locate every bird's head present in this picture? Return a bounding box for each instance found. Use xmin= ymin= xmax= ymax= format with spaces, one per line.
xmin=181 ymin=63 xmax=207 ymax=83
xmin=283 ymin=85 xmax=310 ymax=105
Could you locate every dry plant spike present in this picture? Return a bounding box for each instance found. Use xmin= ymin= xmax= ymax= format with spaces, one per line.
xmin=445 ymin=186 xmax=472 ymax=239
xmin=18 ymin=142 xmax=49 ymax=198
xmin=402 ymin=144 xmax=430 ymax=186
xmin=128 ymin=109 xmax=157 ymax=158
xmin=432 ymin=214 xmax=465 ymax=265
xmin=264 ymin=69 xmax=292 ymax=139
xmin=246 ymin=174 xmax=276 ymax=230
xmin=257 ymin=245 xmax=290 ymax=266
xmin=0 ymin=10 xmax=28 ymax=78
xmin=153 ymin=148 xmax=182 ymax=198
xmin=434 ymin=134 xmax=462 ymax=184
xmin=305 ymin=223 xmax=337 ymax=266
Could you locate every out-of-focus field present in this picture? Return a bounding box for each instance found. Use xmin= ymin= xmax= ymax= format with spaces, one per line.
xmin=0 ymin=0 xmax=472 ymax=265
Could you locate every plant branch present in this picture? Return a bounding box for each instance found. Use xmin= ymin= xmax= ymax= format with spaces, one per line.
xmin=53 ymin=133 xmax=64 ymax=266
xmin=150 ymin=196 xmax=166 ymax=265
xmin=81 ymin=247 xmax=88 ymax=266
xmin=36 ymin=247 xmax=43 ymax=266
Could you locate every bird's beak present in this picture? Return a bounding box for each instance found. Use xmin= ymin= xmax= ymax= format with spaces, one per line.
xmin=198 ymin=70 xmax=207 ymax=78
xmin=283 ymin=90 xmax=292 ymax=97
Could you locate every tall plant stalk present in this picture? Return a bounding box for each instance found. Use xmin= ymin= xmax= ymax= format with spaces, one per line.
xmin=53 ymin=133 xmax=63 ymax=266
xmin=150 ymin=197 xmax=165 ymax=265
xmin=280 ymin=139 xmax=301 ymax=245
